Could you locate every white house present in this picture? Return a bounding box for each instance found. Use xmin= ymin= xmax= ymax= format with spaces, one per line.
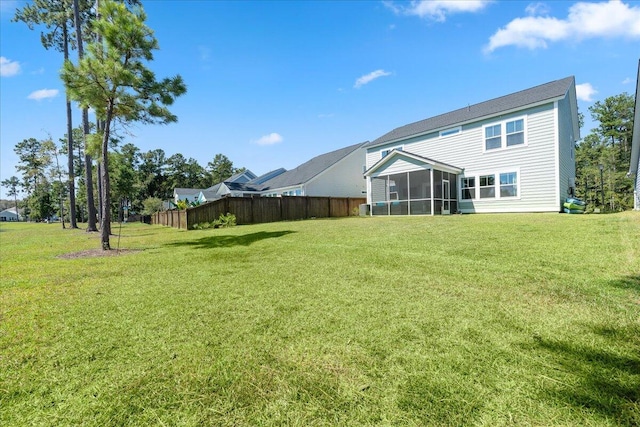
xmin=364 ymin=76 xmax=580 ymax=215
xmin=257 ymin=142 xmax=368 ymax=197
xmin=629 ymin=60 xmax=640 ymax=211
xmin=0 ymin=207 xmax=21 ymax=221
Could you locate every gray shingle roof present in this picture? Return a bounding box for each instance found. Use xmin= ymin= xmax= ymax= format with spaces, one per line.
xmin=367 ymin=76 xmax=575 ymax=148
xmin=258 ymin=142 xmax=367 ymax=191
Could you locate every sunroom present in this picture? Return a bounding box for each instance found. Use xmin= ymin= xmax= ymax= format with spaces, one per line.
xmin=365 ymin=149 xmax=463 ymax=216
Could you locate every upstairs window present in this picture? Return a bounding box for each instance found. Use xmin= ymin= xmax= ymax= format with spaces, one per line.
xmin=506 ymin=119 xmax=524 ymax=146
xmin=485 ymin=124 xmax=502 ymax=150
xmin=484 ymin=117 xmax=526 ymax=151
xmin=381 ymin=146 xmax=403 ymax=158
xmin=440 ymin=126 xmax=461 ymax=137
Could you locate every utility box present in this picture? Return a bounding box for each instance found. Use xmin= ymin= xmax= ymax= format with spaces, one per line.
xmin=359 ymin=204 xmax=370 ymax=216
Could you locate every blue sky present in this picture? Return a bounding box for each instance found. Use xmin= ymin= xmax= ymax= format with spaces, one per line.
xmin=1 ymin=0 xmax=639 ymax=197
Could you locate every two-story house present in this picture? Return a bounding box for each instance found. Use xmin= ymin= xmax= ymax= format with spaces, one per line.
xmin=364 ymin=76 xmax=580 ymax=215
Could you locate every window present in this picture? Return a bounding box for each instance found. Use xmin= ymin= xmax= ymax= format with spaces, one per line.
xmin=499 ymin=172 xmax=518 ymax=197
xmin=461 ymin=171 xmax=518 ymax=200
xmin=484 ymin=117 xmax=526 ymax=151
xmin=506 ymin=119 xmax=524 ymax=146
xmin=479 ymin=175 xmax=495 ymax=198
xmin=440 ymin=126 xmax=461 ymax=137
xmin=485 ymin=124 xmax=502 ymax=150
xmin=461 ymin=177 xmax=475 ymax=200
xmin=381 ymin=146 xmax=403 ymax=158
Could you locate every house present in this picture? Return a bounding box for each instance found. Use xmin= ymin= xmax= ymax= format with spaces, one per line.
xmin=364 ymin=76 xmax=580 ymax=215
xmin=174 ymin=170 xmax=259 ymax=205
xmin=257 ymin=142 xmax=368 ymax=197
xmin=629 ymin=60 xmax=640 ymax=211
xmin=0 ymin=207 xmax=21 ymax=221
xmin=173 ymin=188 xmax=201 ymax=205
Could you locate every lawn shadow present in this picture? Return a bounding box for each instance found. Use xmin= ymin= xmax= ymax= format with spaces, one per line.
xmin=607 ymin=275 xmax=640 ymax=292
xmin=167 ymin=230 xmax=296 ymax=249
xmin=529 ymin=332 xmax=640 ymax=424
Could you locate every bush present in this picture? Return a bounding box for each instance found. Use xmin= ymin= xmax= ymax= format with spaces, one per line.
xmin=191 ymin=213 xmax=236 ymax=230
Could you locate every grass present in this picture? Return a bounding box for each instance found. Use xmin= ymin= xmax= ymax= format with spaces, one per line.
xmin=1 ymin=213 xmax=639 ymax=426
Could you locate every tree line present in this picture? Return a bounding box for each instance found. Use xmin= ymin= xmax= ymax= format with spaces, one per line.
xmin=574 ymin=93 xmax=635 ymax=211
xmin=2 ymin=0 xmax=189 ymax=249
xmin=3 ymin=137 xmax=243 ymax=223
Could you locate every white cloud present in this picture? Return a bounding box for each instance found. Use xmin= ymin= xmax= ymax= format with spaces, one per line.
xmin=354 ymin=69 xmax=392 ymax=89
xmin=622 ymin=77 xmax=632 ymax=84
xmin=27 ymin=89 xmax=59 ymax=101
xmin=485 ymin=1 xmax=640 ymax=53
xmin=0 ymin=57 xmax=21 ymax=77
xmin=253 ymin=132 xmax=283 ymax=146
xmin=576 ymin=83 xmax=597 ymax=102
xmin=525 ymin=2 xmax=550 ymax=16
xmin=385 ymin=0 xmax=492 ymax=22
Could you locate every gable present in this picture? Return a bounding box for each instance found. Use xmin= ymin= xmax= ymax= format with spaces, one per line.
xmin=366 ymin=150 xmax=463 ymax=178
xmin=367 ymin=76 xmax=575 ymax=149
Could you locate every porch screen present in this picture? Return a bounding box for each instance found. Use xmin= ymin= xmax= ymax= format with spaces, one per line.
xmin=371 ymin=169 xmax=437 ymax=215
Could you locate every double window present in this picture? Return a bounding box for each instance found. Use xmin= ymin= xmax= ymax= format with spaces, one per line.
xmin=461 ymin=171 xmax=518 ymax=200
xmin=484 ymin=117 xmax=526 ymax=151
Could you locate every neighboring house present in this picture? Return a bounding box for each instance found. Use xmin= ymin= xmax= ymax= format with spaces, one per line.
xmin=175 ymin=171 xmax=259 ymax=205
xmin=629 ymin=60 xmax=640 ymax=211
xmin=173 ymin=188 xmax=201 ymax=205
xmin=257 ymin=142 xmax=368 ymax=197
xmin=0 ymin=207 xmax=21 ymax=221
xmin=364 ymin=76 xmax=580 ymax=215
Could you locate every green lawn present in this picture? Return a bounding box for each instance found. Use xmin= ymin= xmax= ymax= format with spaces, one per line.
xmin=1 ymin=213 xmax=639 ymax=426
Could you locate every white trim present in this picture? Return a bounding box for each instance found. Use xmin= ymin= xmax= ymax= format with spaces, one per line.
xmin=430 ymin=168 xmax=434 ymax=216
xmin=380 ymin=145 xmax=403 ymax=159
xmin=366 ymin=97 xmax=564 ymax=149
xmin=365 ymin=149 xmax=463 ymax=177
xmin=553 ymin=100 xmax=560 ymax=209
xmin=459 ymin=167 xmax=522 ymax=201
xmin=482 ymin=116 xmax=528 ymax=153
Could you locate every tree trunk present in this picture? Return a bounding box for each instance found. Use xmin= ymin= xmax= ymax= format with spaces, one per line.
xmin=73 ymin=0 xmax=98 ymax=232
xmin=100 ymin=104 xmax=114 ymax=250
xmin=63 ymin=21 xmax=77 ymax=228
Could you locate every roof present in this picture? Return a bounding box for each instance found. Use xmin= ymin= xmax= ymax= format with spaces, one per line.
xmin=258 ymin=142 xmax=367 ymax=190
xmin=367 ymin=76 xmax=576 ymax=148
xmin=199 ymin=189 xmax=220 ymax=200
xmin=364 ymin=149 xmax=463 ymax=176
xmin=0 ymin=207 xmax=21 ymax=215
xmin=227 ymin=170 xmax=257 ymax=183
xmin=174 ymin=187 xmax=202 ymax=195
xmin=248 ymin=168 xmax=287 ymax=185
xmin=629 ymin=60 xmax=640 ymax=175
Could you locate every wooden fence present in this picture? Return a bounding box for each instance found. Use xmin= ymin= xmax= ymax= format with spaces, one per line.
xmin=151 ymin=196 xmax=366 ymax=230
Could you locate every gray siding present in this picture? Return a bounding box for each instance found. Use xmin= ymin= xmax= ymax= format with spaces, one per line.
xmin=367 ymin=102 xmax=562 ymax=213
xmin=557 ymin=87 xmax=578 ymax=211
xmin=305 ymin=147 xmax=367 ymax=197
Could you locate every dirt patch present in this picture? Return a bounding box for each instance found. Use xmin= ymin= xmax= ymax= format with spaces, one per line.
xmin=57 ymin=248 xmax=141 ymax=259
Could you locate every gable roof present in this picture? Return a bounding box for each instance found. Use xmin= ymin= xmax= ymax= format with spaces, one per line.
xmin=174 ymin=187 xmax=202 ymax=198
xmin=248 ymin=168 xmax=287 ymax=186
xmin=629 ymin=59 xmax=640 ymax=176
xmin=365 ymin=149 xmax=463 ymax=176
xmin=258 ymin=142 xmax=367 ymax=190
xmin=227 ymin=170 xmax=257 ymax=183
xmin=367 ymin=76 xmax=576 ymax=148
